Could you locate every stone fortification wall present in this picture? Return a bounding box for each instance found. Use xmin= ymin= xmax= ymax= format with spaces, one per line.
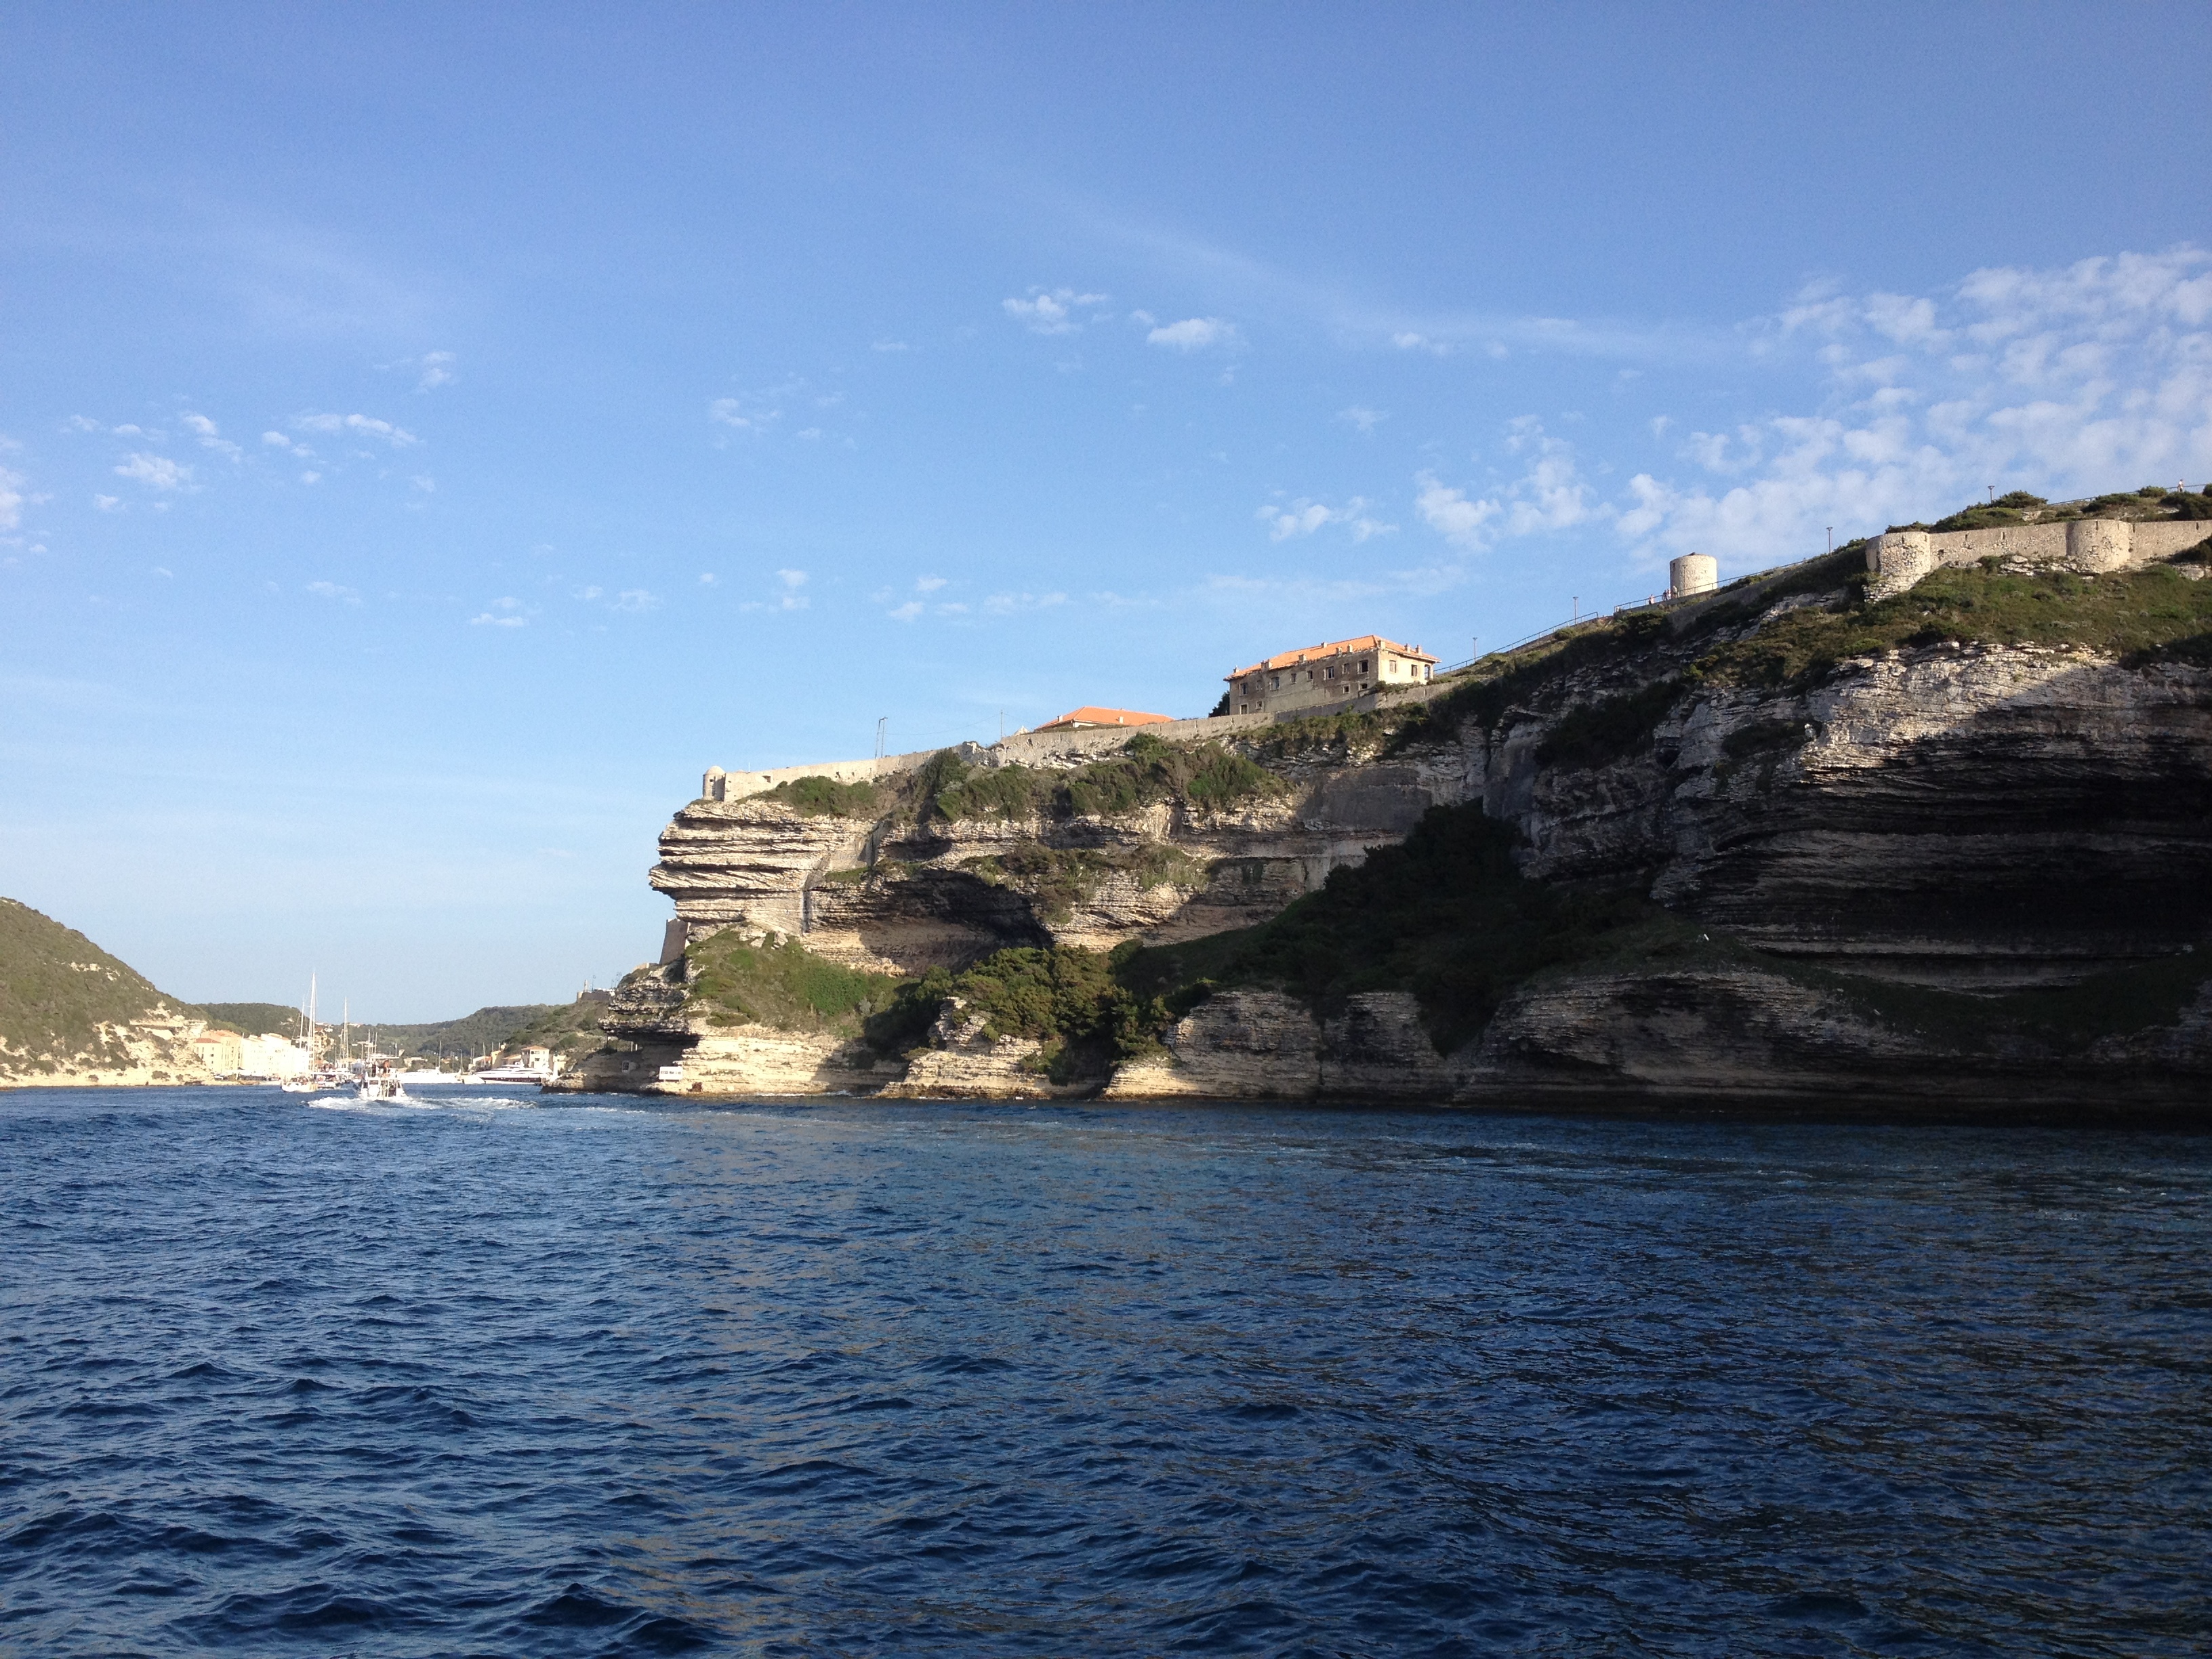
xmin=1866 ymin=518 xmax=2208 ymax=600
xmin=703 ymin=743 xmax=983 ymax=803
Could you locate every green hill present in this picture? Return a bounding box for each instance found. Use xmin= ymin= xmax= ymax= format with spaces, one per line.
xmin=199 ymin=1001 xmax=304 ymax=1038
xmin=0 ymin=898 xmax=199 ymax=1078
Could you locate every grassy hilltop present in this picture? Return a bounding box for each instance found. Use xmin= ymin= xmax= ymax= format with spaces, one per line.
xmin=0 ymin=898 xmax=201 ymax=1077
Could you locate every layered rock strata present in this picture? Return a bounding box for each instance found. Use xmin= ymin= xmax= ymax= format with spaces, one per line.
xmin=579 ymin=545 xmax=2212 ymax=1109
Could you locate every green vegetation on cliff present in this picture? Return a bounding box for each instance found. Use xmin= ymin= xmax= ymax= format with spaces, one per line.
xmin=855 ymin=804 xmax=1673 ymax=1069
xmin=684 ymin=929 xmax=903 ymax=1034
xmin=862 ymin=943 xmax=1175 ymax=1083
xmin=754 ymin=775 xmax=885 ymax=817
xmin=962 ymin=842 xmax=1205 ymax=921
xmin=1126 ymin=804 xmax=1671 ymax=1052
xmin=922 ymin=733 xmax=1286 ymax=823
xmin=0 ymin=897 xmax=193 ymax=1073
xmin=1693 ymin=559 xmax=2212 ymax=686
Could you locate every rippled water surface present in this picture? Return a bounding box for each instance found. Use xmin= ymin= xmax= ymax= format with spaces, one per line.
xmin=2 ymin=1088 xmax=2205 ymax=1656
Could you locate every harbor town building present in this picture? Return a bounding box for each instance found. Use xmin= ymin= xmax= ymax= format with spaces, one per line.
xmin=1225 ymin=635 xmax=1437 ymax=717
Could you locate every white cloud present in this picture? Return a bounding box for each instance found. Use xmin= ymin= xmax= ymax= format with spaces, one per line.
xmin=64 ymin=415 xmax=101 ymax=432
xmin=914 ymin=575 xmax=947 ymax=592
xmin=411 ymin=475 xmax=436 ymax=493
xmin=1003 ymin=287 xmax=1110 ymax=335
xmin=573 ymin=585 xmax=603 ymax=600
xmin=0 ymin=467 xmax=22 ymax=529
xmin=614 ymin=589 xmax=659 ymax=613
xmin=150 ymin=566 xmax=173 ymax=579
xmin=1628 ymin=247 xmax=2212 ymax=565
xmin=1147 ymin=316 xmax=1237 ymax=351
xmin=1413 ymin=419 xmax=1599 ymax=552
xmin=1338 ymin=405 xmax=1387 ymax=432
xmin=1392 ymin=331 xmax=1452 ymax=356
xmin=872 ymin=339 xmax=910 ymax=353
xmin=296 ymin=412 xmax=418 ymax=446
xmin=698 ymin=572 xmax=717 ymax=585
xmin=470 ymin=596 xmax=531 ymax=626
xmin=708 ymin=395 xmax=779 ymax=433
xmin=299 ymin=470 xmax=321 ymax=485
xmin=1415 ymin=476 xmax=1500 ymax=548
xmin=887 ymin=600 xmax=924 ymax=621
xmin=306 ymin=579 xmax=361 ymax=604
xmin=797 ymin=427 xmax=821 ymax=441
xmin=416 ymin=350 xmax=456 ymax=390
xmin=982 ymin=590 xmax=1068 ymax=615
xmin=114 ymin=453 xmax=192 ymax=491
xmin=180 ymin=413 xmax=241 ymax=459
xmin=772 ymin=569 xmax=808 ymax=611
xmin=91 ymin=493 xmax=122 ymax=513
xmin=1255 ymin=496 xmax=1397 ymax=543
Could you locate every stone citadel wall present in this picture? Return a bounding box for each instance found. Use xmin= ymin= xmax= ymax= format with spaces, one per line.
xmin=1866 ymin=516 xmax=2208 ymax=599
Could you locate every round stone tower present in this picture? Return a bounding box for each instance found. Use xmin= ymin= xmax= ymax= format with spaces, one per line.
xmin=1668 ymin=553 xmax=1719 ymax=598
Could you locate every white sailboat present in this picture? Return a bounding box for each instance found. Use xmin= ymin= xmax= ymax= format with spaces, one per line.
xmin=279 ymin=972 xmax=329 ymax=1093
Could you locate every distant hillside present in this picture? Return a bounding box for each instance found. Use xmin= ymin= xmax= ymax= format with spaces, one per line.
xmin=499 ymin=994 xmax=611 ymax=1064
xmin=200 ymin=1001 xmax=304 ymax=1038
xmin=0 ymin=898 xmax=209 ymax=1085
xmin=364 ymin=1004 xmax=558 ymax=1061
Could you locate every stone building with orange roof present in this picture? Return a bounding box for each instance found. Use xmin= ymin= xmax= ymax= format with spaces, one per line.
xmin=1034 ymin=705 xmax=1174 ymax=733
xmin=1223 ymin=634 xmax=1436 ymax=716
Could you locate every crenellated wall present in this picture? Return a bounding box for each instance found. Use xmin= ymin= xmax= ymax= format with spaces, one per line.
xmin=1866 ymin=517 xmax=2209 ymax=598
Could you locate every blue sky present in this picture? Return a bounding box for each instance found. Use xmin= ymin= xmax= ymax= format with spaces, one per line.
xmin=4 ymin=2 xmax=2207 ymax=1017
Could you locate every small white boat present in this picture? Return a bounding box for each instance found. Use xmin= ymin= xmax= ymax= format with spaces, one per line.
xmin=468 ymin=1064 xmax=553 ymax=1086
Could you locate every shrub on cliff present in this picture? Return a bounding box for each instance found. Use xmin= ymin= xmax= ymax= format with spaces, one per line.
xmin=962 ymin=842 xmax=1204 ymax=921
xmin=861 ymin=943 xmax=1174 ymax=1082
xmin=1691 ymin=558 xmax=2212 ymax=687
xmin=926 ymin=735 xmax=1286 ymax=824
xmin=1061 ymin=733 xmax=1286 ymax=817
xmin=683 ymin=929 xmax=903 ymax=1033
xmin=756 ymin=775 xmax=884 ymax=818
xmin=1120 ymin=804 xmax=1671 ymax=1054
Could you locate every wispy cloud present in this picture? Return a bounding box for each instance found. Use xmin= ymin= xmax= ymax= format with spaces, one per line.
xmin=1003 ymin=287 xmax=1111 ymax=335
xmin=307 ymin=579 xmax=361 ymax=604
xmin=1 ymin=466 xmax=23 ymax=529
xmin=1623 ymin=246 xmax=2212 ymax=566
xmin=1414 ymin=476 xmax=1499 ymax=549
xmin=180 ymin=413 xmax=241 ymax=459
xmin=1147 ymin=316 xmax=1238 ymax=351
xmin=1414 ymin=418 xmax=1598 ymax=552
xmin=414 ymin=350 xmax=456 ymax=390
xmin=983 ymin=590 xmax=1069 ymax=615
xmin=613 ymin=589 xmax=659 ymax=614
xmin=470 ymin=596 xmax=529 ymax=626
xmin=1256 ymin=496 xmax=1395 ymax=543
xmin=1337 ymin=405 xmax=1387 ymax=432
xmin=296 ymin=412 xmax=418 ymax=446
xmin=114 ymin=453 xmax=192 ymax=491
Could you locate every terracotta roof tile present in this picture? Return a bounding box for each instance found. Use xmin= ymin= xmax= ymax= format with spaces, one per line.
xmin=1036 ymin=705 xmax=1175 ymax=731
xmin=1225 ymin=634 xmax=1435 ymax=680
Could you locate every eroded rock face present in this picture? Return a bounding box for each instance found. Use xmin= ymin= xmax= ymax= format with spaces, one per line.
xmin=1469 ymin=647 xmax=2212 ymax=987
xmin=648 ymin=761 xmax=1444 ymax=974
xmin=582 ymin=629 xmax=2212 ymax=1109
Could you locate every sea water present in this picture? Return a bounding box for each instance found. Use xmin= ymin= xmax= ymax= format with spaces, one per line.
xmin=1 ymin=1086 xmax=2203 ymax=1656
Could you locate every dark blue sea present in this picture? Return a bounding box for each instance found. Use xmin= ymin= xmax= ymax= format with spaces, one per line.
xmin=2 ymin=1087 xmax=2205 ymax=1656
